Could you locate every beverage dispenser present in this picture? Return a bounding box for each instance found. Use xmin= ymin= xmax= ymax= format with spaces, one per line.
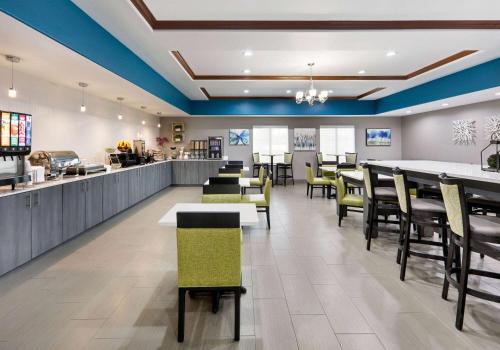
xmin=0 ymin=110 xmax=32 ymax=189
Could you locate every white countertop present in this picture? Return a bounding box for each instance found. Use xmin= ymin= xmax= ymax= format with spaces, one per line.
xmin=158 ymin=203 xmax=259 ymax=227
xmin=339 ymin=170 xmax=393 ymax=182
xmin=0 ymin=160 xmax=170 ymax=199
xmin=368 ymin=160 xmax=500 ymax=184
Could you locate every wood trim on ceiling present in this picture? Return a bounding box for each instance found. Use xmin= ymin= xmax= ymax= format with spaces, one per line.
xmin=199 ymin=87 xmax=385 ymax=100
xmin=129 ymin=2 xmax=500 ymax=30
xmin=172 ymin=50 xmax=478 ymax=81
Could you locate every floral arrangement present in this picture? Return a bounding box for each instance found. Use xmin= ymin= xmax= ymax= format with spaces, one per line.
xmin=156 ymin=136 xmax=169 ymax=147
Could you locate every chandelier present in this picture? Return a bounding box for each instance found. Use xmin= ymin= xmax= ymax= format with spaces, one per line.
xmin=295 ymin=63 xmax=328 ymax=106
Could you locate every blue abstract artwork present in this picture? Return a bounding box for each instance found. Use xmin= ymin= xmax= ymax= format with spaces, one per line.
xmin=366 ymin=128 xmax=391 ymax=146
xmin=229 ymin=129 xmax=250 ymax=145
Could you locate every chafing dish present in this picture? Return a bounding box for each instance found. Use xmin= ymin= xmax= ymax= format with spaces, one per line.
xmin=28 ymin=150 xmax=80 ymax=177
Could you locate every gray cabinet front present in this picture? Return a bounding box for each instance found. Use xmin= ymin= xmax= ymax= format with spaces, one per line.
xmin=0 ymin=192 xmax=32 ymax=275
xmin=63 ymin=181 xmax=87 ymax=241
xmin=86 ymin=177 xmax=103 ymax=229
xmin=116 ymin=172 xmax=129 ymax=213
xmin=31 ymin=186 xmax=63 ymax=258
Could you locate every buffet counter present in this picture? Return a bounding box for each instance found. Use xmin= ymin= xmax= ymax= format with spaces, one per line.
xmin=170 ymin=159 xmax=227 ymax=185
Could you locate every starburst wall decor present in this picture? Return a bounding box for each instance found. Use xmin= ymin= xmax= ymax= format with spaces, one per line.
xmin=452 ymin=120 xmax=476 ymax=145
xmin=484 ymin=116 xmax=500 ymax=140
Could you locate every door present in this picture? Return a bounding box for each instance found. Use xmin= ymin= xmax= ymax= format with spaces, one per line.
xmin=62 ymin=181 xmax=87 ymax=241
xmin=0 ymin=192 xmax=32 ymax=275
xmin=86 ymin=177 xmax=103 ymax=229
xmin=103 ymin=173 xmax=118 ymax=220
xmin=31 ymin=186 xmax=63 ymax=257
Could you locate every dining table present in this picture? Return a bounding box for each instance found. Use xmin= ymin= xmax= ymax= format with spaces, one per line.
xmin=326 ymin=154 xmax=344 ymax=164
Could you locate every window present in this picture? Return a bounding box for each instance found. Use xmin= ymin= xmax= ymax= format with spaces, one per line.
xmin=252 ymin=126 xmax=289 ymax=163
xmin=320 ymin=126 xmax=355 ymax=161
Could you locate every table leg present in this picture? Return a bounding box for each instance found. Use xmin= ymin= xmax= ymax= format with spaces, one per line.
xmin=270 ymin=156 xmax=274 ymax=187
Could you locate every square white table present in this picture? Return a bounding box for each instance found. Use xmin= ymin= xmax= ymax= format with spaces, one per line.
xmin=222 ymin=166 xmax=250 ymax=172
xmin=203 ymin=178 xmax=251 ymax=187
xmin=158 ymin=203 xmax=259 ymax=227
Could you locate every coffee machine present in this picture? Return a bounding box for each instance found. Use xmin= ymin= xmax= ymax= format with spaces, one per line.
xmin=0 ymin=111 xmax=32 ymax=189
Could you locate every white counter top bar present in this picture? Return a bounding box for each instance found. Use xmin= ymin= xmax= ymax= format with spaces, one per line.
xmin=368 ymin=160 xmax=500 ymax=185
xmin=0 ymin=160 xmax=170 ymax=198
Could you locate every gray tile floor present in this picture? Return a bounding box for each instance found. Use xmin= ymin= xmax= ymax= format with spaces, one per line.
xmin=0 ymin=184 xmax=499 ymax=349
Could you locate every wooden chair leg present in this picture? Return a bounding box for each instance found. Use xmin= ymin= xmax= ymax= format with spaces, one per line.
xmin=455 ymin=245 xmax=471 ymax=330
xmin=260 ymin=185 xmax=263 ymax=194
xmin=400 ymin=216 xmax=412 ymax=281
xmin=396 ymin=212 xmax=404 ymax=264
xmin=212 ymin=291 xmax=220 ymax=313
xmin=366 ymin=201 xmax=375 ymax=250
xmin=338 ymin=205 xmax=343 ymax=227
xmin=234 ymin=287 xmax=241 ymax=341
xmin=306 ymin=184 xmax=309 ymax=196
xmin=178 ymin=288 xmax=186 ymax=342
xmin=291 ymin=166 xmax=294 ymax=185
xmin=322 ymin=185 xmax=325 ymax=197
xmin=442 ymin=238 xmax=455 ymax=300
xmin=266 ymin=207 xmax=271 ymax=229
xmin=310 ymin=186 xmax=314 ymax=199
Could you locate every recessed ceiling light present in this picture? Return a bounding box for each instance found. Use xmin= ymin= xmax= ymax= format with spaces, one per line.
xmin=495 ymin=91 xmax=500 ymax=96
xmin=358 ymin=69 xmax=366 ymax=74
xmin=243 ymin=69 xmax=251 ymax=74
xmin=141 ymin=120 xmax=146 ymax=125
xmin=286 ymin=90 xmax=292 ymax=94
xmin=441 ymin=103 xmax=449 ymax=107
xmin=406 ymin=110 xmax=412 ymax=114
xmin=386 ymin=50 xmax=397 ymax=57
xmin=243 ymin=50 xmax=253 ymax=57
xmin=243 ymin=89 xmax=250 ymax=94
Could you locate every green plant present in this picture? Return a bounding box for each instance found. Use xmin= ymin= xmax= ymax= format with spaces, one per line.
xmin=487 ymin=153 xmax=500 ymax=168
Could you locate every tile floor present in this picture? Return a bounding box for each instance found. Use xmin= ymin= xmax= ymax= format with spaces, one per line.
xmin=0 ymin=184 xmax=499 ymax=349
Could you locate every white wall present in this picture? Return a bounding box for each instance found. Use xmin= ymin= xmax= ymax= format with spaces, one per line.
xmin=402 ymin=99 xmax=500 ymax=163
xmin=0 ymin=65 xmax=159 ymax=163
xmin=160 ymin=116 xmax=402 ymax=179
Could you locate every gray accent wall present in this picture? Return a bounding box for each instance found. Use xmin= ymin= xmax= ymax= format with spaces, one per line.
xmin=402 ymin=99 xmax=500 ymax=163
xmin=160 ymin=116 xmax=402 ymax=179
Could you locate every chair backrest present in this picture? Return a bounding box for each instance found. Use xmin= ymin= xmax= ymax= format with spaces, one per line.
xmin=336 ymin=174 xmax=347 ymax=204
xmin=225 ymin=164 xmax=244 ymax=170
xmin=176 ymin=212 xmax=241 ymax=288
xmin=253 ymin=152 xmax=260 ymax=163
xmin=219 ymin=167 xmax=241 ymax=174
xmin=209 ymin=177 xmax=238 ymax=185
xmin=258 ymin=166 xmax=265 ymax=183
xmin=361 ymin=163 xmax=374 ymax=199
xmin=228 ymin=160 xmax=244 ymax=165
xmin=284 ymin=152 xmax=293 ymax=164
xmin=345 ymin=152 xmax=358 ymax=164
xmin=316 ymin=153 xmax=323 ymax=164
xmin=392 ymin=168 xmax=411 ymax=214
xmin=305 ymin=162 xmax=313 ymax=183
xmin=203 ymin=184 xmax=240 ymax=194
xmin=263 ymin=177 xmax=272 ymax=205
xmin=439 ymin=174 xmax=469 ymax=238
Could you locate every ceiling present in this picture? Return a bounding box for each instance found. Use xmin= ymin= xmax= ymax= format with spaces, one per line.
xmin=69 ymin=0 xmax=500 ymax=105
xmin=0 ymin=12 xmax=186 ymax=117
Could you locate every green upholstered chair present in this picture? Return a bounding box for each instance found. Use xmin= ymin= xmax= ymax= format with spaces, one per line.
xmin=176 ymin=212 xmax=242 ymax=342
xmin=201 ymin=184 xmax=242 ymax=203
xmin=439 ymin=174 xmax=500 ymax=331
xmin=219 ymin=167 xmax=242 ymax=178
xmin=248 ymin=166 xmax=265 ymax=193
xmin=393 ymin=168 xmax=448 ymax=281
xmin=305 ymin=162 xmax=330 ymax=198
xmin=345 ymin=152 xmax=358 ymax=165
xmin=276 ymin=152 xmax=294 ymax=186
xmin=363 ymin=163 xmax=399 ymax=251
xmin=242 ymin=177 xmax=272 ymax=228
xmin=252 ymin=152 xmax=268 ymax=177
xmin=316 ymin=153 xmax=323 ymax=177
xmin=336 ymin=174 xmax=363 ymax=227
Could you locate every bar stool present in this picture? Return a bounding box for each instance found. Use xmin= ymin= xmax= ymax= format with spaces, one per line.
xmin=363 ymin=163 xmax=400 ymax=251
xmin=252 ymin=152 xmax=268 ymax=177
xmin=393 ymin=168 xmax=449 ymax=281
xmin=276 ymin=152 xmax=294 ymax=186
xmin=345 ymin=152 xmax=358 ymax=165
xmin=439 ymin=174 xmax=500 ymax=330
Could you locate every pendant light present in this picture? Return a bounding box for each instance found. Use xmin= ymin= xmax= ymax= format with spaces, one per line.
xmin=140 ymin=106 xmax=147 ymax=126
xmin=157 ymin=112 xmax=162 ymax=128
xmin=117 ymin=97 xmax=124 ymax=119
xmin=78 ymin=82 xmax=88 ymax=112
xmin=6 ymin=55 xmax=20 ymax=98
